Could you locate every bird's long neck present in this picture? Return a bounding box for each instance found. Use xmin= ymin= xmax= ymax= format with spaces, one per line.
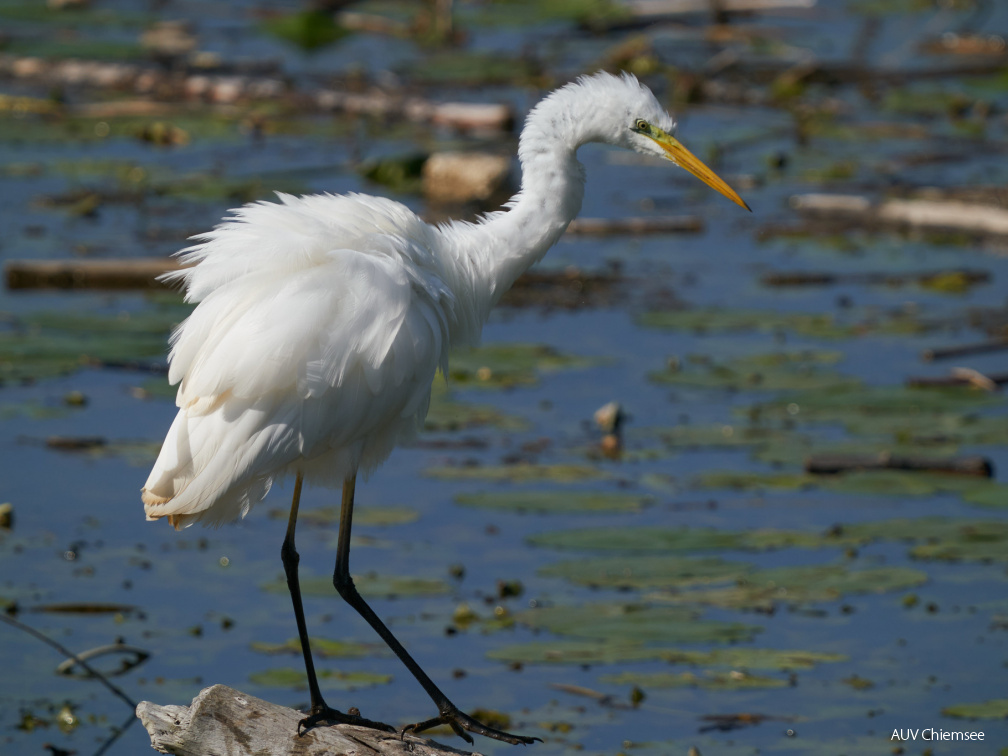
xmin=437 ymin=87 xmax=596 ymax=345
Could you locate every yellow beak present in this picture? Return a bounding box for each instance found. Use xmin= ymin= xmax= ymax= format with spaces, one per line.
xmin=652 ymin=130 xmax=751 ymax=212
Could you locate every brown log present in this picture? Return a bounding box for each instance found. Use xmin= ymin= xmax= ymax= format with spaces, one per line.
xmin=5 ymin=258 xmax=186 ymax=290
xmin=137 ymin=684 xmax=479 ymax=756
xmin=805 ymin=453 xmax=993 ymax=477
xmin=760 ymin=269 xmax=990 ymax=288
xmin=567 ymin=216 xmax=703 ymax=235
xmin=907 ymin=369 xmax=1008 ymax=390
xmin=922 ymin=339 xmax=1008 ymax=362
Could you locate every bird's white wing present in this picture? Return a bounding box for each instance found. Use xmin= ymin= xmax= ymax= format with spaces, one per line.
xmin=143 ymin=194 xmax=454 ymax=527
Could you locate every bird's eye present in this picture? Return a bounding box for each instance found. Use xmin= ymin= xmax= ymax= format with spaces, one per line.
xmin=634 ymin=119 xmax=650 ymax=133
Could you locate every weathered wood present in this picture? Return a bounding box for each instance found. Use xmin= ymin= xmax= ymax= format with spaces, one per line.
xmin=137 ymin=684 xmax=482 ymax=756
xmin=5 ymin=257 xmax=186 ymax=290
xmin=0 ymin=54 xmax=514 ymax=131
xmin=790 ymin=193 xmax=1008 ymax=238
xmin=627 ymin=0 xmax=816 ymax=15
xmin=805 ymin=453 xmax=993 ymax=477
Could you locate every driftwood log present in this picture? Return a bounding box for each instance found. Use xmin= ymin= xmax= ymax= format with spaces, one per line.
xmin=5 ymin=257 xmax=185 ymax=290
xmin=805 ymin=452 xmax=993 ymax=478
xmin=137 ymin=684 xmax=483 ymax=756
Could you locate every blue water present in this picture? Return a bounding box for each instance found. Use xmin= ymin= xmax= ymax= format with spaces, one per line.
xmin=2 ymin=1 xmax=1008 ymax=754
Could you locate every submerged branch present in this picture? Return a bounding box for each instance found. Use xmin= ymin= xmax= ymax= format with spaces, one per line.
xmin=0 ymin=613 xmax=138 ymax=710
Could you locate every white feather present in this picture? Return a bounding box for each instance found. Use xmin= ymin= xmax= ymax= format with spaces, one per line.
xmin=143 ymin=71 xmax=744 ymax=528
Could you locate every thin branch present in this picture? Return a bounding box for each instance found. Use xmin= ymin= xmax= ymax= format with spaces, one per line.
xmin=0 ymin=613 xmax=138 ymax=710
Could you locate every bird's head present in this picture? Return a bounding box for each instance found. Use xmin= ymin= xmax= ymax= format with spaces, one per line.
xmin=573 ymin=72 xmax=751 ymax=211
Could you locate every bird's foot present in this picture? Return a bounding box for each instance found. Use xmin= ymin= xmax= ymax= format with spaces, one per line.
xmin=298 ymin=704 xmax=395 ymax=737
xmin=403 ymin=703 xmax=540 ymax=746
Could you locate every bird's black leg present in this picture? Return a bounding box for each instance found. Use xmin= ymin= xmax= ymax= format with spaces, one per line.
xmin=332 ymin=474 xmax=539 ymax=746
xmin=281 ymin=471 xmax=394 ymax=736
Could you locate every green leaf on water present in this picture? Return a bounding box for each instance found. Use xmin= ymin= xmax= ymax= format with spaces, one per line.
xmin=406 ymin=51 xmax=539 ymax=86
xmin=262 ymin=9 xmax=350 ymax=51
xmin=650 ymin=350 xmax=859 ymax=393
xmin=908 ymin=521 xmax=1008 ymax=562
xmin=427 ymin=464 xmax=610 ymax=483
xmin=513 ymin=602 xmax=761 ymax=644
xmin=424 ymin=379 xmax=529 ymax=431
xmin=638 ymin=307 xmax=939 ymax=339
xmin=455 ymin=490 xmax=653 ymax=514
xmin=657 ymin=424 xmax=800 ymax=451
xmin=962 ymin=482 xmax=1008 ymax=509
xmin=448 ymin=343 xmax=595 ymax=390
xmin=250 ymin=637 xmax=387 ymax=658
xmin=750 ymin=385 xmax=999 ymax=434
xmin=261 ymin=573 xmax=450 ymax=599
xmin=539 ymin=554 xmax=749 ymax=589
xmin=488 ymin=639 xmax=667 ymax=665
xmin=658 ymin=647 xmax=847 ymax=670
xmin=529 ymin=525 xmax=823 ymax=553
xmin=248 ymin=667 xmax=391 ymax=690
xmin=600 ymin=670 xmax=789 ymax=690
xmin=268 ymin=505 xmax=419 ymax=527
xmin=487 ymin=642 xmax=846 ymax=668
xmin=467 ymin=0 xmax=630 ymax=28
xmin=942 ymin=699 xmax=1008 ymax=719
xmin=651 ymin=565 xmax=928 ymax=610
xmin=693 ymin=468 xmax=995 ymax=500
xmin=360 ymin=153 xmax=427 ymax=194
xmin=0 ymin=305 xmax=189 ymax=383
xmin=693 ymin=471 xmax=814 ymax=492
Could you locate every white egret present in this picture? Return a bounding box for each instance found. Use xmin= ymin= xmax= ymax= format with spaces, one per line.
xmin=142 ymin=71 xmax=749 ymax=745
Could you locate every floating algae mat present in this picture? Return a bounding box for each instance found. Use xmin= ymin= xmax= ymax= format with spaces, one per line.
xmin=0 ymin=304 xmax=189 ymax=383
xmin=454 ymin=490 xmax=654 ymax=514
xmin=250 ymin=637 xmax=388 ymax=659
xmin=489 ymin=641 xmax=847 ymax=669
xmin=511 ymin=602 xmax=762 ymax=644
xmin=267 ymin=504 xmax=419 ymax=528
xmin=530 ymin=517 xmax=1008 ymax=559
xmin=530 ymin=524 xmax=836 ymax=553
xmin=748 ymin=385 xmax=1001 ymax=432
xmin=647 ymin=564 xmax=928 ymax=610
xmin=261 ymin=573 xmax=451 ymax=599
xmin=248 ymin=667 xmax=391 ymax=690
xmin=538 ymin=553 xmax=750 ymax=589
xmin=446 ymin=342 xmax=596 ymax=390
xmin=426 ymin=463 xmax=611 ymax=483
xmin=636 ymin=306 xmax=939 ymax=339
xmin=692 ymin=468 xmax=1003 ymax=503
xmin=423 ymin=379 xmax=529 ymax=432
xmin=598 ymin=670 xmax=789 ymax=691
xmin=649 ymin=350 xmax=860 ymax=393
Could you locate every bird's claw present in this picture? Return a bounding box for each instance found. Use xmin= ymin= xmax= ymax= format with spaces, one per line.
xmin=402 ymin=704 xmax=540 ymax=746
xmin=297 ymin=704 xmax=395 ymax=737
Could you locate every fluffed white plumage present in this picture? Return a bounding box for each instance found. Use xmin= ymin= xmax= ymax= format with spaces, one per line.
xmin=142 ymin=71 xmax=747 ymax=529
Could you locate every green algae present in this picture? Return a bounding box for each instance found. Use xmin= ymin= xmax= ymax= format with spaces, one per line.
xmin=513 ymin=602 xmax=761 ymax=644
xmin=248 ymin=667 xmax=391 ymax=690
xmin=455 ymin=490 xmax=653 ymax=514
